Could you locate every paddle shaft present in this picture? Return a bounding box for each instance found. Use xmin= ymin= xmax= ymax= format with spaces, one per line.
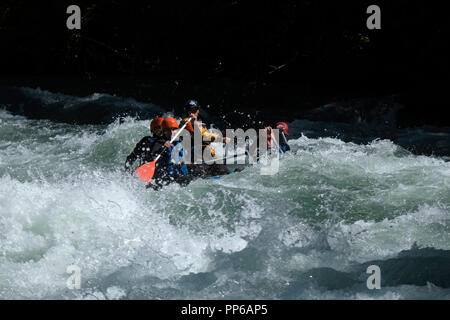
xmin=154 ymin=117 xmax=192 ymax=162
xmin=281 ymin=131 xmax=289 ymax=146
xmin=270 ymin=130 xmax=281 ymax=151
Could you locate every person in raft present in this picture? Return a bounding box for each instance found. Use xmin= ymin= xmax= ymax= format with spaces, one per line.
xmin=180 ymin=100 xmax=233 ymax=177
xmin=125 ymin=117 xmax=190 ymax=188
xmin=265 ymin=121 xmax=291 ymax=153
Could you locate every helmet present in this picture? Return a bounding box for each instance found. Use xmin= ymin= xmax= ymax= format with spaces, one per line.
xmin=184 ymin=99 xmax=200 ymax=112
xmin=275 ymin=122 xmax=289 ymax=135
xmin=162 ymin=117 xmax=179 ymax=129
xmin=150 ymin=117 xmax=164 ymax=131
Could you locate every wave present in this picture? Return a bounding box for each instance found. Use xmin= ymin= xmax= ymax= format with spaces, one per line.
xmin=1 ymin=111 xmax=450 ymax=299
xmin=0 ymin=86 xmax=165 ymax=124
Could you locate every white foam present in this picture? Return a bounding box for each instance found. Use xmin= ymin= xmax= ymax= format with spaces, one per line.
xmin=1 ymin=111 xmax=450 ymax=299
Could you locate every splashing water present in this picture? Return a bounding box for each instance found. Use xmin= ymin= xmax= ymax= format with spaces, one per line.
xmin=1 ymin=99 xmax=450 ymax=300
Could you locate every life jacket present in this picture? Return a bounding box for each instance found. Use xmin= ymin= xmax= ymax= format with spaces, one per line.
xmin=138 ymin=137 xmax=159 ymax=165
xmin=153 ymin=139 xmax=188 ymax=179
xmin=181 ymin=117 xmax=217 ymax=159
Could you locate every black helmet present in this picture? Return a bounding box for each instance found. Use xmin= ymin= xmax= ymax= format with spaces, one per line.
xmin=184 ymin=99 xmax=200 ymax=112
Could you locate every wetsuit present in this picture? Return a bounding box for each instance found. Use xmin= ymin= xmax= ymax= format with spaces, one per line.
xmin=124 ymin=136 xmax=158 ymax=171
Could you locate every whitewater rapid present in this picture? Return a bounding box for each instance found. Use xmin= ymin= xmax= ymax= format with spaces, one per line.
xmin=1 ymin=101 xmax=450 ymax=299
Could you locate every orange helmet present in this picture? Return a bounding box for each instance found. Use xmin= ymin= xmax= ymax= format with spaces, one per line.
xmin=150 ymin=117 xmax=164 ymax=131
xmin=162 ymin=117 xmax=179 ymax=129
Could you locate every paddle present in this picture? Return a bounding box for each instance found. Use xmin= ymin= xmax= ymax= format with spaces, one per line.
xmin=270 ymin=130 xmax=281 ymax=152
xmin=133 ymin=117 xmax=193 ymax=184
xmin=281 ymin=131 xmax=289 ymax=146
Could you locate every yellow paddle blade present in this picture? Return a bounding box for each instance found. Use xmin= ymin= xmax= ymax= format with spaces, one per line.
xmin=133 ymin=161 xmax=157 ymax=184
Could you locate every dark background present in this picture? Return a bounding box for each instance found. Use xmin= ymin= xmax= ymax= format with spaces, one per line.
xmin=0 ymin=0 xmax=448 ymax=127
